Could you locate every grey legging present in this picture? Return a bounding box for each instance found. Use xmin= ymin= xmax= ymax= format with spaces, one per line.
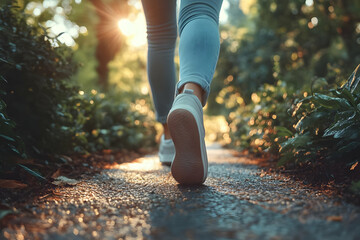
xmin=141 ymin=0 xmax=223 ymax=123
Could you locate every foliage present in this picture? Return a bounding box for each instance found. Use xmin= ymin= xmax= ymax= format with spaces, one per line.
xmin=214 ymin=0 xmax=360 ymax=194
xmin=0 ymin=81 xmax=26 ymax=163
xmin=64 ymin=89 xmax=156 ymax=153
xmin=257 ymin=0 xmax=360 ymax=84
xmin=0 ymin=2 xmax=155 ymax=173
xmin=211 ymin=0 xmax=360 ymax=114
xmin=0 ymin=2 xmax=77 ymax=158
xmin=279 ymin=65 xmax=360 ymax=168
xmin=227 ymin=81 xmax=300 ymax=154
xmin=227 ymin=64 xmax=360 ymax=193
xmin=227 ymin=64 xmax=360 ymax=164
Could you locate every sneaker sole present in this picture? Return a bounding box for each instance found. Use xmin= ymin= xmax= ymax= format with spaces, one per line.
xmin=168 ymin=109 xmax=205 ymax=185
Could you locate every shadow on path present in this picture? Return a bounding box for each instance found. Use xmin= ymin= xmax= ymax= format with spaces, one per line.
xmin=1 ymin=144 xmax=360 ymax=240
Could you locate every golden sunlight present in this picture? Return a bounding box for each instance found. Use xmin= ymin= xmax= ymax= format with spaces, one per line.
xmin=118 ymin=19 xmax=133 ymax=36
xmin=111 ymin=155 xmax=163 ymax=172
xmin=118 ymin=14 xmax=147 ymax=47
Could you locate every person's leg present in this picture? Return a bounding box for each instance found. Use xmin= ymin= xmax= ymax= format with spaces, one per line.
xmin=168 ymin=0 xmax=223 ymax=184
xmin=141 ymin=0 xmax=177 ymax=139
xmin=177 ymin=0 xmax=223 ymax=105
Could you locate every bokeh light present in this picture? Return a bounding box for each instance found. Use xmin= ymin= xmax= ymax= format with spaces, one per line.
xmin=118 ymin=14 xmax=147 ymax=47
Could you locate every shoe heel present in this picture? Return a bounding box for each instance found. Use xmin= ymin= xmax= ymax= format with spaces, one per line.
xmin=168 ymin=109 xmax=204 ymax=184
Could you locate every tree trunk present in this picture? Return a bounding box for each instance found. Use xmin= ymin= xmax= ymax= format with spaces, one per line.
xmin=89 ymin=0 xmax=129 ymax=89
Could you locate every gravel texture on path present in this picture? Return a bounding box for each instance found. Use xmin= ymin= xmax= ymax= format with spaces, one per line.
xmin=2 ymin=144 xmax=360 ymax=240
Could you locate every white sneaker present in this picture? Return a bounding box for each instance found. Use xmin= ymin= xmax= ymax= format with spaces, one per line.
xmin=159 ymin=134 xmax=175 ymax=165
xmin=167 ymin=89 xmax=207 ymax=184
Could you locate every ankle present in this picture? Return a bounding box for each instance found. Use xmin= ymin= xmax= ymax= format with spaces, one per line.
xmin=162 ymin=123 xmax=171 ymax=140
xmin=180 ymin=83 xmax=203 ymax=104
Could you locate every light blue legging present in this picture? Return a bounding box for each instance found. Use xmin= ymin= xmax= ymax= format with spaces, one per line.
xmin=141 ymin=0 xmax=223 ymax=123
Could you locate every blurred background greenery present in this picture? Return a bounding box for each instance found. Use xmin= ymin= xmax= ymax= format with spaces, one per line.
xmin=1 ymin=0 xmax=360 ymax=193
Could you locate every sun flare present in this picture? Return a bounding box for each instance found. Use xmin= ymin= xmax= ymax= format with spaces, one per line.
xmin=118 ymin=19 xmax=133 ymax=36
xmin=118 ymin=14 xmax=147 ymax=47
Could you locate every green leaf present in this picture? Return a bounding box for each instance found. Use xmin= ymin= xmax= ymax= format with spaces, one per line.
xmin=15 ymin=64 xmax=22 ymax=70
xmin=0 ymin=134 xmax=15 ymax=142
xmin=334 ymin=110 xmax=356 ymax=122
xmin=333 ymin=125 xmax=355 ymax=139
xmin=0 ymin=57 xmax=11 ymax=65
xmin=0 ymin=210 xmax=13 ymax=220
xmin=0 ymin=100 xmax=6 ymax=110
xmin=278 ymin=151 xmax=294 ymax=166
xmin=0 ymin=75 xmax=8 ymax=83
xmin=8 ymin=144 xmax=21 ymax=155
xmin=342 ymin=64 xmax=360 ymax=94
xmin=18 ymin=164 xmax=47 ymax=182
xmin=313 ymin=93 xmax=350 ymax=110
xmin=279 ymin=133 xmax=312 ymax=153
xmin=295 ymin=111 xmax=330 ymax=132
xmin=275 ymin=126 xmax=293 ymax=137
xmin=334 ymin=89 xmax=357 ymax=108
xmin=324 ymin=117 xmax=357 ymax=138
xmin=338 ymin=142 xmax=360 ymax=153
xmin=0 ymin=113 xmax=7 ymax=120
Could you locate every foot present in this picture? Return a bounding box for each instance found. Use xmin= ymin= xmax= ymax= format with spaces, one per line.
xmin=167 ymin=89 xmax=207 ymax=185
xmin=158 ymin=134 xmax=175 ymax=165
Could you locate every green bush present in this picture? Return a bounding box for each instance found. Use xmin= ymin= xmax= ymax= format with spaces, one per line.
xmin=279 ymin=65 xmax=360 ymax=168
xmin=0 ymin=2 xmax=78 ymax=157
xmin=226 ymin=65 xmax=360 ymax=193
xmin=63 ymin=89 xmax=156 ymax=153
xmin=210 ymin=0 xmax=360 ymax=115
xmin=0 ymin=2 xmax=156 ymax=174
xmin=227 ymin=81 xmax=300 ymax=154
xmin=227 ymin=66 xmax=360 ymax=165
xmin=0 ymin=80 xmax=26 ymax=163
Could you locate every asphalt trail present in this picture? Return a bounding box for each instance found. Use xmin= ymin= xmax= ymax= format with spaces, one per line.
xmin=2 ymin=144 xmax=360 ymax=240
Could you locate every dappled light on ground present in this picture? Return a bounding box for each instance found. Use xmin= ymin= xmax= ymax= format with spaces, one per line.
xmin=104 ymin=155 xmax=163 ymax=172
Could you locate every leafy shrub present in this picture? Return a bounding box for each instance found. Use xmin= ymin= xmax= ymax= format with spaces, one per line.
xmin=0 ymin=79 xmax=26 ymax=165
xmin=209 ymin=0 xmax=360 ymax=116
xmin=0 ymin=2 xmax=156 ymax=174
xmin=227 ymin=81 xmax=300 ymax=154
xmin=228 ymin=65 xmax=360 ymax=164
xmin=0 ymin=2 xmax=78 ymax=157
xmin=227 ymin=64 xmax=360 ymax=193
xmin=63 ymin=89 xmax=156 ymax=153
xmin=279 ymin=65 xmax=360 ymax=168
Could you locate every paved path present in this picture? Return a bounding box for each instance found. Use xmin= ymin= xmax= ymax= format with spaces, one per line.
xmin=2 ymin=144 xmax=360 ymax=240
